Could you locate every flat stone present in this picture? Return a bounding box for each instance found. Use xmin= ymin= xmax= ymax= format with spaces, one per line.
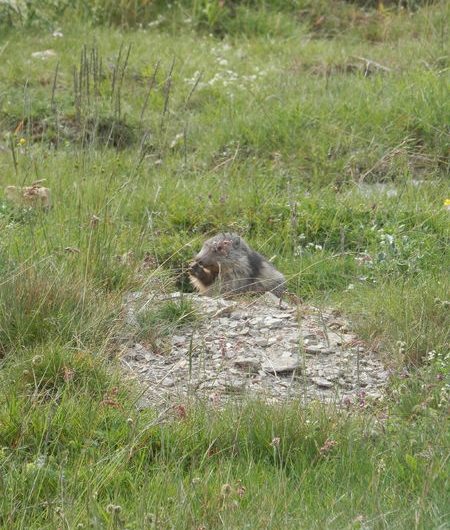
xmin=262 ymin=356 xmax=300 ymax=375
xmin=275 ymin=313 xmax=292 ymax=319
xmin=253 ymin=337 xmax=268 ymax=347
xmin=312 ymin=377 xmax=334 ymax=388
xmin=224 ymin=382 xmax=246 ymax=394
xmin=324 ymin=331 xmax=343 ymax=346
xmin=304 ymin=345 xmax=334 ymax=355
xmin=127 ymin=351 xmax=145 ymax=361
xmin=230 ymin=311 xmax=248 ymax=320
xmin=264 ymin=317 xmax=283 ymax=329
xmin=260 ymin=292 xmax=283 ymax=306
xmin=233 ymin=357 xmax=261 ymax=372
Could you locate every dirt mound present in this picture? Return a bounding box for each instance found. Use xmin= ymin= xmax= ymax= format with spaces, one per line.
xmin=121 ymin=292 xmax=388 ymax=408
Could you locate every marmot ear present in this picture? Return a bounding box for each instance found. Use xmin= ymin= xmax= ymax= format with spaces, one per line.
xmin=232 ymin=236 xmax=240 ymax=248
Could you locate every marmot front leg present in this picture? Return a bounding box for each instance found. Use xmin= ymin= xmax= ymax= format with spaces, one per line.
xmin=188 ymin=261 xmax=219 ymax=294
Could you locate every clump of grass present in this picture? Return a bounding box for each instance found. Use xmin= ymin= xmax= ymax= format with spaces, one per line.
xmin=81 ymin=116 xmax=137 ymax=149
xmin=0 ymin=199 xmax=39 ymax=225
xmin=344 ymin=273 xmax=450 ymax=365
xmin=136 ymin=297 xmax=198 ymax=352
xmin=0 ymin=264 xmax=120 ymax=356
xmin=142 ymin=297 xmax=198 ymax=327
xmin=3 ymin=346 xmax=116 ymax=404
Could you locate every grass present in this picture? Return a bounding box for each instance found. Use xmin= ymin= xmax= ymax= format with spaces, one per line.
xmin=0 ymin=350 xmax=448 ymax=528
xmin=0 ymin=1 xmax=449 ymax=528
xmin=136 ymin=296 xmax=198 ymax=353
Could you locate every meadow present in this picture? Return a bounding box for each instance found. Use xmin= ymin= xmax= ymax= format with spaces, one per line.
xmin=0 ymin=1 xmax=449 ymax=528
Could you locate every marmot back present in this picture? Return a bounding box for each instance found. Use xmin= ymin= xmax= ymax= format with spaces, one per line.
xmin=189 ymin=233 xmax=285 ymax=297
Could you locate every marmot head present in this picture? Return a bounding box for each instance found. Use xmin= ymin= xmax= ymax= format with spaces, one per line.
xmin=194 ymin=233 xmax=242 ymax=268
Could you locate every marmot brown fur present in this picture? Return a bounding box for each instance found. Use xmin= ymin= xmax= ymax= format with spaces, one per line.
xmin=189 ymin=233 xmax=285 ymax=297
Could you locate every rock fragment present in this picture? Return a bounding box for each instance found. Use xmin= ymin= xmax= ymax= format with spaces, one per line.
xmin=312 ymin=377 xmax=334 ymax=389
xmin=31 ymin=49 xmax=57 ymax=59
xmin=234 ymin=357 xmax=261 ymax=372
xmin=304 ymin=345 xmax=335 ymax=355
xmin=262 ymin=356 xmax=300 ymax=375
xmin=5 ymin=181 xmax=51 ymax=209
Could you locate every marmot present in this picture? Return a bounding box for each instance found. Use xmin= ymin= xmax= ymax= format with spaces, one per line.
xmin=189 ymin=233 xmax=285 ymax=297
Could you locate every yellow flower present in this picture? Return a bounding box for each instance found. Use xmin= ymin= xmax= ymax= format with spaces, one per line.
xmin=444 ymin=199 xmax=450 ymax=206
xmin=18 ymin=137 xmax=26 ymax=145
xmin=25 ymin=462 xmax=37 ymax=473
